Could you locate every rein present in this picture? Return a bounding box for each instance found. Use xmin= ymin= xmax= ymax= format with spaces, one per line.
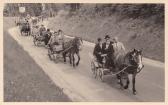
xmin=111 ymin=64 xmax=144 ymax=75
xmin=110 ymin=66 xmax=129 ymax=75
xmin=61 ymin=46 xmax=73 ymax=54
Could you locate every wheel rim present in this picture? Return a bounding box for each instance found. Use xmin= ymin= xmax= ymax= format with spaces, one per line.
xmin=91 ymin=61 xmax=95 ymax=74
xmin=99 ymin=69 xmax=104 ymax=81
xmin=48 ymin=49 xmax=53 ymax=60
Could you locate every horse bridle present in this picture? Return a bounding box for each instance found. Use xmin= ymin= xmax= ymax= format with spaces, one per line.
xmin=127 ymin=50 xmax=144 ymax=73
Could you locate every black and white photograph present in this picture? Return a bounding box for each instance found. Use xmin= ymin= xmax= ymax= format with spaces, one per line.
xmin=3 ymin=3 xmax=165 ymax=102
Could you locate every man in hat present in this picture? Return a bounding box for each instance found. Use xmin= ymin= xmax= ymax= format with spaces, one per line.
xmin=44 ymin=29 xmax=52 ymax=46
xmin=102 ymin=35 xmax=114 ymax=68
xmin=93 ymin=38 xmax=103 ymax=65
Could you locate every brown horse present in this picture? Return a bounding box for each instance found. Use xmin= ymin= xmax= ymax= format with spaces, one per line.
xmin=112 ymin=49 xmax=144 ymax=95
xmin=62 ymin=37 xmax=83 ymax=67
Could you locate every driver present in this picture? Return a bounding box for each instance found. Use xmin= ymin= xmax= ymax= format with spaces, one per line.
xmin=48 ymin=31 xmax=59 ymax=50
xmin=44 ymin=29 xmax=52 ymax=46
xmin=102 ymin=35 xmax=114 ymax=68
xmin=93 ymin=38 xmax=103 ymax=64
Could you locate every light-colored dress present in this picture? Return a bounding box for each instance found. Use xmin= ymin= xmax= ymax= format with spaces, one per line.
xmin=112 ymin=42 xmax=126 ymax=66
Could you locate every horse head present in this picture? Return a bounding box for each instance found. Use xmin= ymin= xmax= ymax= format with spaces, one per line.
xmin=129 ymin=49 xmax=144 ymax=70
xmin=74 ymin=37 xmax=83 ymax=51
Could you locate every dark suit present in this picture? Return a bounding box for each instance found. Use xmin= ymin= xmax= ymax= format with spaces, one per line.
xmin=93 ymin=43 xmax=103 ymax=64
xmin=44 ymin=31 xmax=52 ymax=45
xmin=102 ymin=42 xmax=114 ymax=68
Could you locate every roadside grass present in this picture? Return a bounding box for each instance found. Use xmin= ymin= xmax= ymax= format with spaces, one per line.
xmin=47 ymin=14 xmax=164 ymax=62
xmin=3 ymin=17 xmax=71 ymax=102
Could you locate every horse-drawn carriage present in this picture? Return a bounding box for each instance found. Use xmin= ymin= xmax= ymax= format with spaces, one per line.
xmin=15 ymin=17 xmax=24 ymax=26
xmin=20 ymin=22 xmax=31 ymax=36
xmin=91 ymin=49 xmax=144 ymax=95
xmin=48 ymin=37 xmax=83 ymax=67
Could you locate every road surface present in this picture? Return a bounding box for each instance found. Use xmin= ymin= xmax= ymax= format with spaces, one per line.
xmin=8 ymin=21 xmax=165 ymax=102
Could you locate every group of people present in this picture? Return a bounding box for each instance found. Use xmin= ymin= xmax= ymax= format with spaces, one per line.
xmin=33 ymin=24 xmax=65 ymax=50
xmin=93 ymin=35 xmax=125 ymax=68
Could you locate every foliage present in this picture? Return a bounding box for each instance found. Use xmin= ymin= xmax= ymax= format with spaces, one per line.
xmin=4 ymin=3 xmax=164 ymax=24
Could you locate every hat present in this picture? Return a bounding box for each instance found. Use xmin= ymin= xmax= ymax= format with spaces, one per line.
xmin=58 ymin=29 xmax=62 ymax=32
xmin=104 ymin=35 xmax=110 ymax=39
xmin=97 ymin=38 xmax=102 ymax=42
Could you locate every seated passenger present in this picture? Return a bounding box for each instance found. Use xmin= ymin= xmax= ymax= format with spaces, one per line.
xmin=44 ymin=29 xmax=52 ymax=46
xmin=48 ymin=31 xmax=59 ymax=45
xmin=48 ymin=31 xmax=63 ymax=51
xmin=93 ymin=38 xmax=103 ymax=64
xmin=112 ymin=37 xmax=126 ymax=57
xmin=112 ymin=37 xmax=126 ymax=67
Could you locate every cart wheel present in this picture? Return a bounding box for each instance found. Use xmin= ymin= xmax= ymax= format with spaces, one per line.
xmin=99 ymin=68 xmax=104 ymax=82
xmin=91 ymin=61 xmax=95 ymax=73
xmin=91 ymin=61 xmax=97 ymax=78
xmin=48 ymin=49 xmax=53 ymax=60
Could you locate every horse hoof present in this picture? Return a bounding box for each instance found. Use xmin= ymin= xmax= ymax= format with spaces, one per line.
xmin=124 ymin=86 xmax=128 ymax=89
xmin=133 ymin=91 xmax=137 ymax=95
xmin=76 ymin=62 xmax=79 ymax=66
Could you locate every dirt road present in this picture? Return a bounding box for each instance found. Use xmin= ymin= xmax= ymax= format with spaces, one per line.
xmin=7 ymin=21 xmax=164 ymax=102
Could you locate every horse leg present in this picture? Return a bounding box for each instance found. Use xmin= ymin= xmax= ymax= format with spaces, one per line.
xmin=76 ymin=52 xmax=80 ymax=66
xmin=124 ymin=75 xmax=130 ymax=89
xmin=119 ymin=73 xmax=124 ymax=88
xmin=29 ymin=29 xmax=31 ymax=36
xmin=63 ymin=52 xmax=66 ymax=63
xmin=116 ymin=74 xmax=121 ymax=84
xmin=116 ymin=68 xmax=121 ymax=84
xmin=72 ymin=54 xmax=75 ymax=67
xmin=132 ymin=74 xmax=137 ymax=95
xmin=26 ymin=30 xmax=27 ymax=36
xmin=69 ymin=53 xmax=72 ymax=64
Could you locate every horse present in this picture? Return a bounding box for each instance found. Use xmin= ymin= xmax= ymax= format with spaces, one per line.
xmin=20 ymin=23 xmax=31 ymax=36
xmin=111 ymin=48 xmax=144 ymax=95
xmin=62 ymin=37 xmax=83 ymax=67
